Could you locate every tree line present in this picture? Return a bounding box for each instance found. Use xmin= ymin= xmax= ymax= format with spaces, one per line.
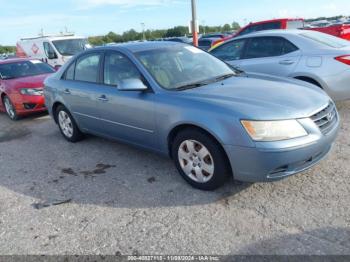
xmin=0 ymin=45 xmax=16 ymax=54
xmin=88 ymin=22 xmax=241 ymax=46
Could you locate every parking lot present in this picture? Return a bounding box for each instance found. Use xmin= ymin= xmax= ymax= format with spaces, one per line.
xmin=0 ymin=100 xmax=348 ymax=255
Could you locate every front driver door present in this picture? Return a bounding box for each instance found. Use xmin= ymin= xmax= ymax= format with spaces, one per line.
xmin=43 ymin=42 xmax=60 ymax=67
xmin=95 ymin=51 xmax=156 ymax=149
xmin=210 ymin=39 xmax=246 ymax=70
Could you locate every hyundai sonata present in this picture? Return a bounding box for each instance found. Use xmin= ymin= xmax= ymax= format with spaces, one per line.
xmin=44 ymin=42 xmax=339 ymax=190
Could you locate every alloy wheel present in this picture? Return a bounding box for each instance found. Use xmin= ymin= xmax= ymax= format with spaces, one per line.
xmin=4 ymin=97 xmax=16 ymax=119
xmin=58 ymin=110 xmax=74 ymax=138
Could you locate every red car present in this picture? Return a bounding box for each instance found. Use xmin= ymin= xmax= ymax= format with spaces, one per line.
xmin=211 ymin=18 xmax=305 ymax=48
xmin=308 ymin=24 xmax=350 ymax=41
xmin=0 ymin=58 xmax=55 ymax=120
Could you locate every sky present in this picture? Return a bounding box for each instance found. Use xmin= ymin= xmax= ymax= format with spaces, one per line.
xmin=1 ymin=0 xmax=350 ymax=45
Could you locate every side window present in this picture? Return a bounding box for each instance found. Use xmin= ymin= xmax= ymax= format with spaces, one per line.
xmin=75 ymin=53 xmax=101 ymax=83
xmin=243 ymin=37 xmax=286 ymax=59
xmin=104 ymin=52 xmax=141 ymax=86
xmin=211 ymin=40 xmax=246 ymax=61
xmin=282 ymin=39 xmax=299 ymax=54
xmin=262 ymin=22 xmax=282 ymax=30
xmin=43 ymin=42 xmax=57 ymax=59
xmin=238 ymin=22 xmax=282 ymax=37
xmin=65 ymin=62 xmax=75 ymax=80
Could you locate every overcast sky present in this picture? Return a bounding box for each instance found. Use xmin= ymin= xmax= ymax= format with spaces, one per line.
xmin=1 ymin=0 xmax=350 ymax=45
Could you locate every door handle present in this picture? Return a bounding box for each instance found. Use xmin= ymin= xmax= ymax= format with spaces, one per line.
xmin=63 ymin=89 xmax=71 ymax=94
xmin=98 ymin=95 xmax=109 ymax=102
xmin=279 ymin=60 xmax=295 ymax=65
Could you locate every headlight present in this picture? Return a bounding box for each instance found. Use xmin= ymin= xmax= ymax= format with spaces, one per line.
xmin=241 ymin=120 xmax=307 ymax=142
xmin=20 ymin=88 xmax=43 ymax=96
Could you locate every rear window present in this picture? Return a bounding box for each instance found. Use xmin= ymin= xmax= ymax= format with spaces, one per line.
xmin=300 ymin=32 xmax=350 ymax=48
xmin=0 ymin=60 xmax=55 ymax=80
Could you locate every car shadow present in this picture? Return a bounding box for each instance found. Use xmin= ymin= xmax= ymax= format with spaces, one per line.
xmin=235 ymin=227 xmax=350 ymax=255
xmin=0 ymin=113 xmax=252 ymax=209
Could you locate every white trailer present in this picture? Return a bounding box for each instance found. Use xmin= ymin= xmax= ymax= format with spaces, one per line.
xmin=16 ymin=34 xmax=91 ymax=69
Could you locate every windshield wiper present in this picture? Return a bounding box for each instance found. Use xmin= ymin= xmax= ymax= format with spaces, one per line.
xmin=225 ymin=63 xmax=244 ymax=74
xmin=215 ymin=73 xmax=235 ymax=81
xmin=174 ymin=81 xmax=210 ymax=91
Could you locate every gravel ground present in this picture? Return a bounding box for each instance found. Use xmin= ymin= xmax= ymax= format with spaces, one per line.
xmin=0 ymin=101 xmax=349 ymax=256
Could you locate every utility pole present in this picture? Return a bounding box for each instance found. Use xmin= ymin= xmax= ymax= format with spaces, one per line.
xmin=141 ymin=23 xmax=146 ymax=41
xmin=191 ymin=0 xmax=198 ymax=47
xmin=202 ymin=20 xmax=206 ymax=35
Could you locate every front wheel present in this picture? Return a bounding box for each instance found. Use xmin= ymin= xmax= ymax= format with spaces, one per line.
xmin=172 ymin=129 xmax=231 ymax=190
xmin=3 ymin=95 xmax=19 ymax=120
xmin=56 ymin=105 xmax=84 ymax=143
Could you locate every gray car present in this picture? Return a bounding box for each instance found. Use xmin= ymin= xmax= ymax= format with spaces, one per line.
xmin=210 ymin=30 xmax=350 ymax=101
xmin=44 ymin=42 xmax=339 ymax=190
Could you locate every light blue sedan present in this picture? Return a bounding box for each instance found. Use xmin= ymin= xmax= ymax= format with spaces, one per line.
xmin=44 ymin=42 xmax=339 ymax=190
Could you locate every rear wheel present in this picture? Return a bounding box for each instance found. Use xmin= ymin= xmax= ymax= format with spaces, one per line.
xmin=172 ymin=129 xmax=231 ymax=190
xmin=56 ymin=105 xmax=84 ymax=142
xmin=3 ymin=95 xmax=19 ymax=120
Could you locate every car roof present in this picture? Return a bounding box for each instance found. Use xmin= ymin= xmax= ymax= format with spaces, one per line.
xmin=245 ymin=18 xmax=304 ymax=26
xmin=232 ymin=29 xmax=309 ymax=40
xmin=95 ymin=41 xmax=184 ymax=53
xmin=0 ymin=58 xmax=39 ymax=65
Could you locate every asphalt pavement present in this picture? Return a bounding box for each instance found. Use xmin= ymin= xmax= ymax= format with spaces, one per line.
xmin=0 ymin=101 xmax=349 ymax=255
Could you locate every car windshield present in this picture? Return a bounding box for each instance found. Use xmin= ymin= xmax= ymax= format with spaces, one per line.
xmin=52 ymin=39 xmax=89 ymax=56
xmin=0 ymin=60 xmax=55 ymax=80
xmin=300 ymin=31 xmax=350 ymax=48
xmin=135 ymin=45 xmax=235 ymax=90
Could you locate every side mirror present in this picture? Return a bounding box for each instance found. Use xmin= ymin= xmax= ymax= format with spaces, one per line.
xmin=47 ymin=51 xmax=57 ymax=60
xmin=118 ymin=78 xmax=148 ymax=91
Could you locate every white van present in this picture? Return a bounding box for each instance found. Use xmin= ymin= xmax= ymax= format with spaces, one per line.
xmin=16 ymin=34 xmax=91 ymax=69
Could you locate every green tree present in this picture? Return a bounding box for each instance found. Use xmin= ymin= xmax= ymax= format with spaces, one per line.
xmin=222 ymin=24 xmax=231 ymax=32
xmin=0 ymin=46 xmax=16 ymax=54
xmin=231 ymin=21 xmax=241 ymax=30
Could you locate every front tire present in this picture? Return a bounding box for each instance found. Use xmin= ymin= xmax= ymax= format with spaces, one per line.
xmin=3 ymin=95 xmax=19 ymax=121
xmin=56 ymin=105 xmax=84 ymax=143
xmin=172 ymin=129 xmax=231 ymax=190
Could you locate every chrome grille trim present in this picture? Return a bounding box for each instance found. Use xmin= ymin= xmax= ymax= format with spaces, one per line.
xmin=311 ymin=102 xmax=337 ymax=135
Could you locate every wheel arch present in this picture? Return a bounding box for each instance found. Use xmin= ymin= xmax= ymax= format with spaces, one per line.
xmin=293 ymin=75 xmax=324 ymax=89
xmin=0 ymin=92 xmax=6 ymax=108
xmin=52 ymin=101 xmax=65 ymax=123
xmin=167 ymin=123 xmax=233 ymax=176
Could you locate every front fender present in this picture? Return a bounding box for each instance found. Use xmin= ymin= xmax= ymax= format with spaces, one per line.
xmin=154 ymin=96 xmax=255 ymax=154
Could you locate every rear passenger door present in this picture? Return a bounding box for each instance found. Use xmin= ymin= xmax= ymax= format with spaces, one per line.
xmin=59 ymin=52 xmax=103 ymax=132
xmin=239 ymin=36 xmax=301 ymax=77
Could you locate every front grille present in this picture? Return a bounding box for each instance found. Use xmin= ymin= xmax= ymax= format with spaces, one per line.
xmin=23 ymin=103 xmax=36 ymax=110
xmin=311 ymin=102 xmax=338 ymax=135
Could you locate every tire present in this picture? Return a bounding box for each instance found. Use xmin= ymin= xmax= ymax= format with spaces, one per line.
xmin=172 ymin=128 xmax=231 ymax=191
xmin=55 ymin=105 xmax=84 ymax=143
xmin=2 ymin=95 xmax=19 ymax=121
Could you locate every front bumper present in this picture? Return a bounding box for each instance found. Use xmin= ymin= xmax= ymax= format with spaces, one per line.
xmin=14 ymin=95 xmax=47 ymax=115
xmin=224 ymin=117 xmax=339 ymax=183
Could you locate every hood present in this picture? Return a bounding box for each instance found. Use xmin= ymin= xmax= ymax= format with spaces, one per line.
xmin=176 ymin=74 xmax=331 ymax=120
xmin=6 ymin=74 xmax=51 ymax=89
